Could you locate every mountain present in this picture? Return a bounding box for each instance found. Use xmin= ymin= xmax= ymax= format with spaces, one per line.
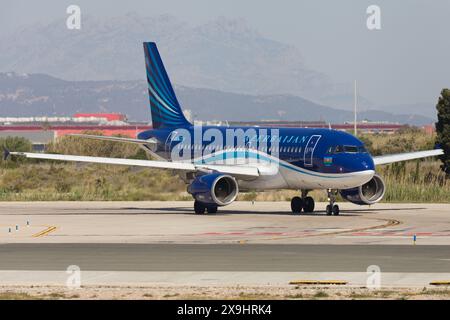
xmin=0 ymin=13 xmax=357 ymax=108
xmin=0 ymin=73 xmax=433 ymax=125
xmin=378 ymin=102 xmax=438 ymax=119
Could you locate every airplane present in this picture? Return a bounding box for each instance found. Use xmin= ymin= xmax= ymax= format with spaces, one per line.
xmin=4 ymin=42 xmax=444 ymax=215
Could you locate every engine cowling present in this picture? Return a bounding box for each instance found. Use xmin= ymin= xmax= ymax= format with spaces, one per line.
xmin=340 ymin=174 xmax=386 ymax=205
xmin=187 ymin=173 xmax=239 ymax=206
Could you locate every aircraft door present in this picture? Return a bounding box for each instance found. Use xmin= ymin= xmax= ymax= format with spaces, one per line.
xmin=304 ymin=135 xmax=321 ymax=167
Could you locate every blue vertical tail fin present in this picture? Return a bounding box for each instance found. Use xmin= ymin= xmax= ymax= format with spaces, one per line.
xmin=143 ymin=42 xmax=191 ymax=129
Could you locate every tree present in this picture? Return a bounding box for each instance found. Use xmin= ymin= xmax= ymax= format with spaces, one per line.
xmin=435 ymin=88 xmax=450 ymax=176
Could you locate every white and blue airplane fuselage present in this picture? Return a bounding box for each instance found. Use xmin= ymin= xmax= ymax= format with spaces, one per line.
xmin=138 ymin=126 xmax=376 ymax=191
xmin=7 ymin=42 xmax=443 ymax=215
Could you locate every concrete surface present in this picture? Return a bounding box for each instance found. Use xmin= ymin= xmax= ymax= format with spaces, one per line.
xmin=1 ymin=271 xmax=449 ymax=288
xmin=0 ymin=201 xmax=449 ymax=245
xmin=0 ymin=201 xmax=449 ymax=288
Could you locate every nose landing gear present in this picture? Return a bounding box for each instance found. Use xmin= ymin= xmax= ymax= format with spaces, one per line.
xmin=194 ymin=200 xmax=218 ymax=214
xmin=326 ymin=189 xmax=340 ymax=215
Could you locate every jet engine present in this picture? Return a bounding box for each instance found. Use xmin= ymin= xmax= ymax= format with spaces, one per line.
xmin=340 ymin=174 xmax=386 ymax=205
xmin=187 ymin=173 xmax=239 ymax=206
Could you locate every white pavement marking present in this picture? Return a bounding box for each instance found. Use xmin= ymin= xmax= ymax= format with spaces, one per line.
xmin=0 ymin=271 xmax=449 ymax=288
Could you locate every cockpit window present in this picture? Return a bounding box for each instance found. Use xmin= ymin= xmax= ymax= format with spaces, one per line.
xmin=358 ymin=145 xmax=368 ymax=153
xmin=343 ymin=145 xmax=358 ymax=153
xmin=334 ymin=145 xmax=344 ymax=153
xmin=332 ymin=145 xmax=366 ymax=154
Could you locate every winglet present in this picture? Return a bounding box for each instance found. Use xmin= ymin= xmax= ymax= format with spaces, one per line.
xmin=2 ymin=147 xmax=10 ymax=161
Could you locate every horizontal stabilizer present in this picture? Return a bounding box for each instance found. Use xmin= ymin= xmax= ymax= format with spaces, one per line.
xmin=67 ymin=134 xmax=164 ymax=160
xmin=67 ymin=134 xmax=156 ymax=145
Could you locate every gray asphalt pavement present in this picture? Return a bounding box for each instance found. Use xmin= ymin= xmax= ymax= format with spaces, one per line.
xmin=1 ymin=243 xmax=449 ymax=272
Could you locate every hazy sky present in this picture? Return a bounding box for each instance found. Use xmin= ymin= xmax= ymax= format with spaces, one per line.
xmin=1 ymin=0 xmax=449 ymax=106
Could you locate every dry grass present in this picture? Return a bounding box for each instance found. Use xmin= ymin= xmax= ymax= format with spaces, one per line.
xmin=0 ymin=162 xmax=189 ymax=201
xmin=380 ymin=161 xmax=450 ymax=202
xmin=0 ymin=285 xmax=449 ymax=300
xmin=0 ymin=129 xmax=448 ymax=202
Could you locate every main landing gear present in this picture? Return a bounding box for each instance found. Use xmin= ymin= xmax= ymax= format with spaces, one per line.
xmin=326 ymin=189 xmax=340 ymax=216
xmin=290 ymin=190 xmax=315 ymax=214
xmin=194 ymin=200 xmax=218 ymax=214
xmin=290 ymin=189 xmax=340 ymax=215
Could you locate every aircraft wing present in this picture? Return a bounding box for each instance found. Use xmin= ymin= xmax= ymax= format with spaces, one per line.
xmin=373 ymin=149 xmax=444 ymax=165
xmin=7 ymin=151 xmax=260 ymax=178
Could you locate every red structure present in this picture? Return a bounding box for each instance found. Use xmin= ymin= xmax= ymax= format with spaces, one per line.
xmin=73 ymin=113 xmax=127 ymax=122
xmin=422 ymin=124 xmax=436 ymax=135
xmin=0 ymin=125 xmax=152 ymax=139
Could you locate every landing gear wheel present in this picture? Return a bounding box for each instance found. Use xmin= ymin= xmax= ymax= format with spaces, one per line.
xmin=207 ymin=206 xmax=218 ymax=214
xmin=291 ymin=196 xmax=303 ymax=214
xmin=194 ymin=201 xmax=206 ymax=214
xmin=303 ymin=196 xmax=315 ymax=213
xmin=326 ymin=204 xmax=332 ymax=215
xmin=332 ymin=204 xmax=340 ymax=216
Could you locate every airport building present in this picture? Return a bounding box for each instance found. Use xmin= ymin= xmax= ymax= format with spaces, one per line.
xmin=0 ymin=113 xmax=434 ymax=151
xmin=227 ymin=120 xmax=408 ymax=134
xmin=0 ymin=113 xmax=151 ymax=151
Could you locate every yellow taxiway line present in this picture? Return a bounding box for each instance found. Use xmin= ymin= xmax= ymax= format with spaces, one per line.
xmin=430 ymin=281 xmax=450 ymax=286
xmin=32 ymin=226 xmax=57 ymax=238
xmin=289 ymin=280 xmax=348 ymax=285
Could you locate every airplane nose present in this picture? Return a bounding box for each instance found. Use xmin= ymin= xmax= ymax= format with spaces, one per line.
xmin=334 ymin=153 xmax=375 ymax=173
xmin=355 ymin=155 xmax=376 ymax=185
xmin=362 ymin=155 xmax=375 ymax=171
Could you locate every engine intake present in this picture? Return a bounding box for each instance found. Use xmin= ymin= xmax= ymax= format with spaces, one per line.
xmin=340 ymin=174 xmax=386 ymax=205
xmin=188 ymin=173 xmax=239 ymax=206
